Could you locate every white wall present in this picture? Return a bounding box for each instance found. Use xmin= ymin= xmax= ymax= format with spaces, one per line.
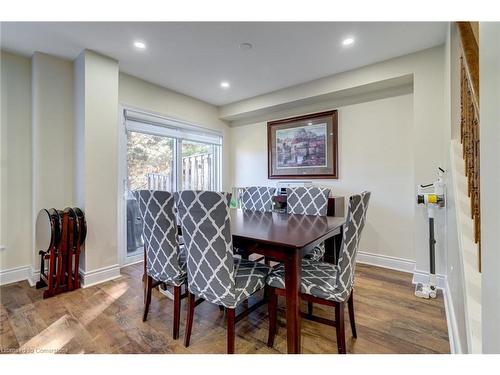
xmin=31 ymin=52 xmax=74 ymax=273
xmin=0 ymin=51 xmax=32 ymax=275
xmin=230 ymin=94 xmax=415 ymax=261
xmin=480 ymin=21 xmax=500 ymax=354
xmin=119 ymin=73 xmax=231 ymax=189
xmin=74 ymin=50 xmax=120 ymax=279
xmin=442 ymin=23 xmax=470 ymax=353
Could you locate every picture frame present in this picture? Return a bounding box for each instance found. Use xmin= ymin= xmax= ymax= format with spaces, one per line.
xmin=267 ymin=110 xmax=338 ymax=179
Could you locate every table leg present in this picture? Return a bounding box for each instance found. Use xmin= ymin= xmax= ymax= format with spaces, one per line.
xmin=284 ymin=251 xmax=301 ymax=354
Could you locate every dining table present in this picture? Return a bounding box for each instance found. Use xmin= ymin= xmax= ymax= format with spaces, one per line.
xmin=230 ymin=208 xmax=346 ymax=354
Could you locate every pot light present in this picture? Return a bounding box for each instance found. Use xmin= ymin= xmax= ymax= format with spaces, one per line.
xmin=239 ymin=42 xmax=253 ymax=50
xmin=133 ymin=40 xmax=147 ymax=50
xmin=342 ymin=37 xmax=355 ymax=46
xmin=220 ymin=81 xmax=230 ymax=88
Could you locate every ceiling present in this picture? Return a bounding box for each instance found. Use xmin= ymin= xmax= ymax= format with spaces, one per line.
xmin=0 ymin=22 xmax=447 ymax=106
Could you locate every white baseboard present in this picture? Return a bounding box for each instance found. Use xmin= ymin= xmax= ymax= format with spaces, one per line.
xmin=0 ymin=265 xmax=33 ymax=286
xmin=356 ymin=251 xmax=447 ymax=290
xmin=412 ymin=269 xmax=447 ymax=290
xmin=123 ymin=253 xmax=143 ymax=266
xmin=443 ymin=279 xmax=462 ymax=354
xmin=29 ymin=267 xmax=39 ymax=287
xmin=357 ymin=251 xmax=416 ymax=273
xmin=2 ymin=264 xmax=121 ymax=289
xmin=80 ymin=264 xmax=121 ymax=288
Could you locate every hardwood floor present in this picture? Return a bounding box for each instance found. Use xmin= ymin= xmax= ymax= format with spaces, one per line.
xmin=0 ymin=263 xmax=450 ymax=354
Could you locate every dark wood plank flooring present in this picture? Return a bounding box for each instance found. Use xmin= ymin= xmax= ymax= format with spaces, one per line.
xmin=0 ymin=263 xmax=449 ymax=354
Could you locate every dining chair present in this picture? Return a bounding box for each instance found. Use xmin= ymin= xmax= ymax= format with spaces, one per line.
xmin=286 ymin=186 xmax=331 ymax=261
xmin=267 ymin=191 xmax=371 ymax=354
xmin=175 ymin=190 xmax=272 ymax=354
xmin=238 ymin=186 xmax=276 ymax=262
xmin=135 ymin=190 xmax=187 ymax=340
xmin=241 ymin=186 xmax=276 ymax=212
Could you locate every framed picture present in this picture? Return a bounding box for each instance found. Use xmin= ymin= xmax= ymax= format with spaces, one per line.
xmin=267 ymin=110 xmax=338 ymax=179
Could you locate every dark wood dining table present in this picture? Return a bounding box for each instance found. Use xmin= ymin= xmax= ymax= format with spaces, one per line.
xmin=230 ymin=209 xmax=345 ymax=354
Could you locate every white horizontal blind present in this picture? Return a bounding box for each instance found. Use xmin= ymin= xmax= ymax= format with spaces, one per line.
xmin=124 ymin=109 xmax=222 ymax=145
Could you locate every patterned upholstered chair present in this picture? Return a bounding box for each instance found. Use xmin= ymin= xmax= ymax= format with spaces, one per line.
xmin=287 ymin=187 xmax=331 ymax=261
xmin=175 ymin=190 xmax=272 ymax=354
xmin=135 ymin=190 xmax=187 ymax=340
xmin=267 ymin=191 xmax=371 ymax=354
xmin=241 ymin=186 xmax=276 ymax=212
xmin=238 ymin=186 xmax=276 ymax=262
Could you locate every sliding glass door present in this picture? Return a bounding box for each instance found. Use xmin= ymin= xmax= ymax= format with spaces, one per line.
xmin=125 ymin=131 xmax=175 ymax=258
xmin=121 ymin=109 xmax=222 ymax=264
xmin=181 ymin=140 xmax=219 ymax=191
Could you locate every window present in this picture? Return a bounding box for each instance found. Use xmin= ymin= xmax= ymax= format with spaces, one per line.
xmin=124 ymin=109 xmax=222 ymax=193
xmin=123 ymin=108 xmax=222 ymax=259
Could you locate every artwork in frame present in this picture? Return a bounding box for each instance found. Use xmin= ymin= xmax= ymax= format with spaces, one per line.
xmin=268 ymin=110 xmax=338 ymax=179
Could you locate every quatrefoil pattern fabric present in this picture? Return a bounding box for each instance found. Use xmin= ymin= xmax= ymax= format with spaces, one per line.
xmin=286 ymin=186 xmax=331 ymax=261
xmin=175 ymin=190 xmax=271 ymax=308
xmin=135 ymin=190 xmax=186 ymax=286
xmin=305 ymin=242 xmax=326 ymax=262
xmin=267 ymin=191 xmax=371 ymax=302
xmin=241 ymin=186 xmax=276 ymax=212
xmin=286 ymin=187 xmax=331 ymax=216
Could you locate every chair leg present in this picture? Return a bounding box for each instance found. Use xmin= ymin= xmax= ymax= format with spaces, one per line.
xmin=347 ymin=291 xmax=357 ymax=339
xmin=307 ymin=302 xmax=313 ymax=316
xmin=142 ymin=245 xmax=147 ymax=282
xmin=184 ymin=292 xmax=195 ymax=347
xmin=173 ymin=285 xmax=181 ymax=340
xmin=142 ymin=275 xmax=153 ymax=322
xmin=227 ymin=308 xmax=236 ymax=354
xmin=267 ymin=287 xmax=278 ymax=348
xmin=335 ymin=301 xmax=346 ymax=354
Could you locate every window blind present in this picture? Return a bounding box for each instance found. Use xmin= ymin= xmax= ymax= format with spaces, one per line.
xmin=124 ymin=109 xmax=223 ymax=146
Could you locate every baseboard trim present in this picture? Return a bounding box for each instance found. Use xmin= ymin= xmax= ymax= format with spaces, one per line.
xmin=0 ymin=265 xmax=33 ymax=286
xmin=29 ymin=267 xmax=39 ymax=287
xmin=80 ymin=264 xmax=121 ymax=288
xmin=357 ymin=251 xmax=415 ymax=273
xmin=443 ymin=279 xmax=462 ymax=353
xmin=412 ymin=269 xmax=447 ymax=290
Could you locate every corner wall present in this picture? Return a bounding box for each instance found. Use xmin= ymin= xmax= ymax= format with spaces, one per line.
xmin=0 ymin=51 xmax=32 ymax=284
xmin=74 ymin=50 xmax=120 ymax=284
xmin=480 ymin=21 xmax=500 ymax=354
xmin=31 ymin=52 xmax=74 ymax=276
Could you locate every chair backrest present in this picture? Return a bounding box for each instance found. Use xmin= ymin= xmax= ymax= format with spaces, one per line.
xmin=135 ymin=190 xmax=184 ymax=284
xmin=286 ymin=186 xmax=331 ymax=216
xmin=174 ymin=190 xmax=236 ymax=307
xmin=336 ymin=191 xmax=371 ymax=298
xmin=241 ymin=186 xmax=276 ymax=212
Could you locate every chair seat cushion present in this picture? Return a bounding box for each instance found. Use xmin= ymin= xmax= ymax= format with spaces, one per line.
xmin=233 ymin=258 xmax=272 ymax=305
xmin=266 ymin=260 xmax=344 ymax=302
xmin=303 ymin=242 xmax=326 ymax=261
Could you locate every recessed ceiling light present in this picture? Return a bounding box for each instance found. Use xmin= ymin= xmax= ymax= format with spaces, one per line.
xmin=133 ymin=40 xmax=147 ymax=50
xmin=220 ymin=81 xmax=230 ymax=88
xmin=239 ymin=42 xmax=253 ymax=50
xmin=342 ymin=37 xmax=355 ymax=46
